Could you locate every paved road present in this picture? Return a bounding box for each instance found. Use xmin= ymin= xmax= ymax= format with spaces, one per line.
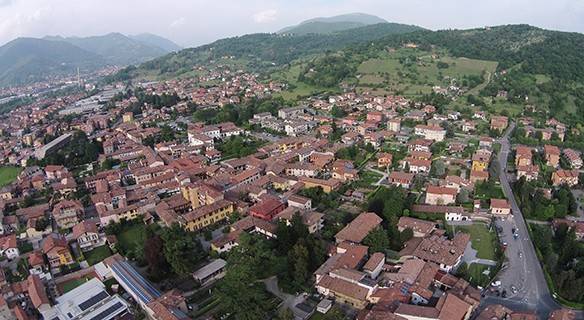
xmin=480 ymin=122 xmax=583 ymax=319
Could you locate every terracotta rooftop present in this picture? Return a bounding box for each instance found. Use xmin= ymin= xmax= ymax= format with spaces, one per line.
xmin=335 ymin=212 xmax=383 ymax=244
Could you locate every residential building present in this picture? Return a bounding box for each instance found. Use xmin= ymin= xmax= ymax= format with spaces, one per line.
xmin=397 ymin=217 xmax=436 ymax=238
xmin=41 ymin=233 xmax=74 ymax=269
xmin=544 ymin=145 xmax=561 ymax=167
xmin=249 ymin=198 xmax=285 ymax=221
xmin=52 ymin=200 xmax=84 ymax=229
xmin=0 ymin=234 xmax=19 ymax=259
xmin=72 ymin=219 xmax=103 ymax=252
xmin=335 ymin=212 xmax=382 ymax=244
xmin=551 ymin=170 xmax=579 ymax=187
xmin=425 ymin=186 xmax=457 ymax=205
xmin=415 ymin=125 xmax=446 ymax=142
xmin=490 ymin=199 xmax=511 ymax=215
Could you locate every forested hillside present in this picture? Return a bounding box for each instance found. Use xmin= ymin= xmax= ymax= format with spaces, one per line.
xmin=132 ymin=23 xmax=425 ymax=78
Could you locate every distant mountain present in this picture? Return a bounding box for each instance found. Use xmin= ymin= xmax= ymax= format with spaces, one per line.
xmin=0 ymin=32 xmax=179 ymax=87
xmin=44 ymin=33 xmax=167 ymax=65
xmin=303 ymin=13 xmax=388 ymax=25
xmin=278 ymin=13 xmax=391 ymax=34
xmin=0 ymin=38 xmax=105 ymax=87
xmin=130 ymin=33 xmax=182 ymax=52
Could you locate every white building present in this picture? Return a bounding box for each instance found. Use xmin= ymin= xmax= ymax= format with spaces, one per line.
xmin=41 ymin=278 xmax=129 ymax=320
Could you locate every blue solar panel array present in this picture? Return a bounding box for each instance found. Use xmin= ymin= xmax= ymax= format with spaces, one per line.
xmin=79 ymin=291 xmax=110 ymax=311
xmin=111 ymin=261 xmax=161 ymax=304
xmin=89 ymin=302 xmax=125 ymax=320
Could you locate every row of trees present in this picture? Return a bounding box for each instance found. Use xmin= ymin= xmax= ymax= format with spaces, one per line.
xmin=32 ymin=131 xmax=101 ymax=168
xmin=532 ymin=224 xmax=584 ymax=302
xmin=513 ymin=177 xmax=577 ymax=220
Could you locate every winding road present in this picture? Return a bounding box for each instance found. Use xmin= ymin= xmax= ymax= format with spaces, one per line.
xmin=479 ymin=122 xmax=583 ymax=319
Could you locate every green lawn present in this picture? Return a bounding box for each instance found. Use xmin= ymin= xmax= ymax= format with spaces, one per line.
xmin=354 ymin=170 xmax=383 ymax=188
xmin=0 ymin=166 xmax=22 ymax=187
xmin=117 ymin=224 xmax=146 ymax=254
xmin=61 ymin=276 xmax=93 ymax=293
xmin=456 ymin=224 xmax=496 ymax=260
xmin=84 ymin=245 xmax=113 ymax=265
xmin=475 ymin=182 xmax=505 ymax=200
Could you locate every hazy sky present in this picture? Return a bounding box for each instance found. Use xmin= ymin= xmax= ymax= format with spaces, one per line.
xmin=1 ymin=0 xmax=583 ymax=47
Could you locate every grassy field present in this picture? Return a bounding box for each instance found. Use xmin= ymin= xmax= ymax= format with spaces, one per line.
xmin=61 ymin=276 xmax=93 ymax=293
xmin=84 ymin=245 xmax=113 ymax=265
xmin=0 ymin=166 xmax=22 ymax=187
xmin=456 ymin=224 xmax=496 ymax=260
xmin=271 ymin=63 xmax=339 ymax=100
xmin=355 ymin=49 xmax=497 ymax=97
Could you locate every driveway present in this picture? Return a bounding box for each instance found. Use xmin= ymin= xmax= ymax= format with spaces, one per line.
xmin=263 ymin=276 xmax=309 ymax=319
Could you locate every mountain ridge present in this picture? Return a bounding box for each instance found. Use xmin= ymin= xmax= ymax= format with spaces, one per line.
xmin=0 ymin=32 xmax=179 ymax=87
xmin=278 ymin=13 xmax=390 ymax=34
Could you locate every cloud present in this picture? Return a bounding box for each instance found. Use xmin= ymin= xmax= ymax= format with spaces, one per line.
xmin=169 ymin=17 xmax=186 ymax=29
xmin=0 ymin=0 xmax=14 ymax=7
xmin=252 ymin=9 xmax=277 ymax=23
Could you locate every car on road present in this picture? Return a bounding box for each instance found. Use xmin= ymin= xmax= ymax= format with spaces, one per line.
xmin=491 ymin=281 xmax=501 ymax=287
xmin=518 ymin=252 xmax=522 ymax=259
xmin=511 ymin=286 xmax=518 ymax=294
xmin=513 ymin=233 xmax=519 ymax=239
xmin=501 ymin=290 xmax=507 ymax=298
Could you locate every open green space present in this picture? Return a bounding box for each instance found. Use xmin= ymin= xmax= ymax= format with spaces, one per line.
xmin=0 ymin=166 xmax=22 ymax=187
xmin=271 ymin=62 xmax=339 ymax=100
xmin=61 ymin=276 xmax=93 ymax=293
xmin=84 ymin=245 xmax=113 ymax=265
xmin=117 ymin=224 xmax=146 ymax=254
xmin=456 ymin=223 xmax=496 ymax=260
xmin=353 ymin=170 xmax=383 ymax=189
xmin=474 ymin=181 xmax=505 ymax=200
xmin=467 ymin=263 xmax=492 ymax=287
xmin=355 ymin=49 xmax=498 ymax=97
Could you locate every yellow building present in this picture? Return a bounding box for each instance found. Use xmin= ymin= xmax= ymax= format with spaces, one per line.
xmin=298 ymin=177 xmax=342 ymax=193
xmin=181 ymin=200 xmax=234 ymax=231
xmin=471 ymin=152 xmax=490 ymax=172
xmin=180 ymin=183 xmax=224 ymax=209
xmin=122 ymin=112 xmax=134 ymax=123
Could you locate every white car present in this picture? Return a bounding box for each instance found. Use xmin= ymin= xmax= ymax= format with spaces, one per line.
xmin=491 ymin=281 xmax=501 ymax=287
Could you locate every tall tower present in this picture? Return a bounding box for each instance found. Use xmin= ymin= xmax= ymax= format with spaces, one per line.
xmin=77 ymin=67 xmax=81 ymax=88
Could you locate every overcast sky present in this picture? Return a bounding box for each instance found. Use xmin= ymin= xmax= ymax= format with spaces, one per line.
xmin=1 ymin=0 xmax=583 ymax=47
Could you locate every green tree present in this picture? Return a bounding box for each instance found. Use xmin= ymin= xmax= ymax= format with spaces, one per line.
xmin=215 ymin=234 xmax=273 ymax=320
xmin=289 ymin=243 xmax=310 ymax=285
xmin=160 ymin=224 xmax=205 ymax=276
xmin=363 ymin=227 xmax=390 ymax=253
xmin=144 ymin=227 xmax=169 ymax=280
